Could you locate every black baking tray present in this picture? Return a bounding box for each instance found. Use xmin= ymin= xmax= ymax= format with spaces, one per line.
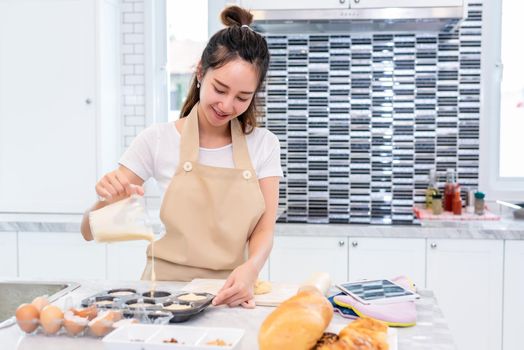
xmin=80 ymin=289 xmax=214 ymax=323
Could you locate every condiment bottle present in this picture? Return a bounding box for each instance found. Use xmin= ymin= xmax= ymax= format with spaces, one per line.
xmin=425 ymin=169 xmax=438 ymax=209
xmin=474 ymin=191 xmax=485 ymax=215
xmin=443 ymin=169 xmax=456 ymax=212
xmin=432 ymin=193 xmax=443 ymax=215
xmin=452 ymin=186 xmax=462 ymax=215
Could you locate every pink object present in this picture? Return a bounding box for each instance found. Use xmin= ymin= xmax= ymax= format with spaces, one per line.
xmin=333 ymin=276 xmax=418 ymax=327
xmin=413 ymin=206 xmax=500 ymax=221
xmin=333 ymin=294 xmax=417 ymax=327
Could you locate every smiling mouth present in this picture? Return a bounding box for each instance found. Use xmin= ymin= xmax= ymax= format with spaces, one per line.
xmin=212 ymin=106 xmax=229 ymax=119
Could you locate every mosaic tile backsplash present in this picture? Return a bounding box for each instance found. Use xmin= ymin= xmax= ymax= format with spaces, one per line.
xmin=259 ymin=3 xmax=482 ymax=225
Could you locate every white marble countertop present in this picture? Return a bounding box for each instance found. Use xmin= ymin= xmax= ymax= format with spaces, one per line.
xmin=2 ymin=211 xmax=524 ymax=240
xmin=0 ymin=279 xmax=455 ymax=350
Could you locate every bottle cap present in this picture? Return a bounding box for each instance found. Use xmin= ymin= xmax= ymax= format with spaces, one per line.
xmin=474 ymin=191 xmax=485 ymax=199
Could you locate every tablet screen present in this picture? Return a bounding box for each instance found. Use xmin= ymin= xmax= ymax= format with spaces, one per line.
xmin=340 ymin=279 xmax=415 ymax=301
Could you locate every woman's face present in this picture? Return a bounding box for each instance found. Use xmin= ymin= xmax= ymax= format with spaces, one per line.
xmin=198 ymin=58 xmax=258 ymax=128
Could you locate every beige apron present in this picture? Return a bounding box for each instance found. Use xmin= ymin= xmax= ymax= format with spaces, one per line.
xmin=141 ymin=103 xmax=266 ymax=281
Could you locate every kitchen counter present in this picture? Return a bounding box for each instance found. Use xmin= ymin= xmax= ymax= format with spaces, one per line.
xmin=0 ymin=279 xmax=455 ymax=350
xmin=2 ymin=211 xmax=524 ymax=240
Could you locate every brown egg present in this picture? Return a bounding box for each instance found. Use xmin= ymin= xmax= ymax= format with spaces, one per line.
xmin=88 ymin=310 xmax=121 ymax=337
xmin=71 ymin=305 xmax=98 ymax=320
xmin=63 ymin=311 xmax=88 ymax=336
xmin=31 ymin=296 xmax=49 ymax=312
xmin=40 ymin=305 xmax=64 ymax=334
xmin=15 ymin=303 xmax=40 ymax=333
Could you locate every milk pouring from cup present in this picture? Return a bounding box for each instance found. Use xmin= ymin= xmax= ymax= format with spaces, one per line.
xmin=89 ymin=195 xmax=154 ymax=243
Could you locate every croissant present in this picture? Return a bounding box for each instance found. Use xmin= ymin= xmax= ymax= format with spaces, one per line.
xmin=313 ymin=317 xmax=389 ymax=350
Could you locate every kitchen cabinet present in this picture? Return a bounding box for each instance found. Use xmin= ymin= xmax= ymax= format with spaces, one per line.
xmin=239 ymin=0 xmax=348 ymax=11
xmin=426 ymin=239 xmax=503 ymax=350
xmin=0 ymin=0 xmax=120 ymax=213
xmin=106 ymin=241 xmax=150 ymax=281
xmin=269 ymin=236 xmax=348 ymax=284
xmin=18 ymin=232 xmax=106 ymax=280
xmin=348 ymin=237 xmax=426 ymax=288
xmin=0 ymin=232 xmax=18 ymax=278
xmin=349 ymin=0 xmax=462 ymax=9
xmin=502 ymin=241 xmax=524 ymax=350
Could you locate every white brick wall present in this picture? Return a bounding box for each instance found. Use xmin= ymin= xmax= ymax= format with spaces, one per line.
xmin=121 ymin=0 xmax=146 ymax=148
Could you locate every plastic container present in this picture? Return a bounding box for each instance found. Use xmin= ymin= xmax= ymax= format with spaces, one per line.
xmin=89 ymin=195 xmax=154 ymax=243
xmin=432 ymin=193 xmax=443 ymax=215
xmin=102 ymin=324 xmax=245 ymax=350
xmin=474 ymin=191 xmax=485 ymax=215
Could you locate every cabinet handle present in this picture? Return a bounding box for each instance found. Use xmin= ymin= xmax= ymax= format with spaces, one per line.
xmin=430 ymin=242 xmax=437 ymax=249
xmin=352 ymin=241 xmax=358 ymax=247
xmin=85 ymin=98 xmax=92 ymax=105
xmin=354 ymin=0 xmax=360 ymax=3
xmin=338 ymin=240 xmax=345 ymax=247
xmin=339 ymin=0 xmax=346 ymax=4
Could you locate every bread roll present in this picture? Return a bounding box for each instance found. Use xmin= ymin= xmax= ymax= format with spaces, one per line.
xmin=258 ymin=287 xmax=334 ymax=350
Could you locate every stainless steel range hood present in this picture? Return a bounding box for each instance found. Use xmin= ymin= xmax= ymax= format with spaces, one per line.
xmin=250 ymin=6 xmax=465 ymax=34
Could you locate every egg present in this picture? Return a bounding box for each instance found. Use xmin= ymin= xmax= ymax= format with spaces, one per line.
xmin=63 ymin=310 xmax=88 ymax=336
xmin=71 ymin=305 xmax=98 ymax=320
xmin=88 ymin=310 xmax=121 ymax=337
xmin=31 ymin=296 xmax=49 ymax=312
xmin=15 ymin=303 xmax=40 ymax=333
xmin=40 ymin=305 xmax=63 ymax=335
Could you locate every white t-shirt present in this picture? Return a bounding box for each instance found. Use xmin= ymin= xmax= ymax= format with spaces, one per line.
xmin=119 ymin=122 xmax=283 ymax=195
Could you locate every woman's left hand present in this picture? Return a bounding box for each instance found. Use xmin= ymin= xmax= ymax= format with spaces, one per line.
xmin=212 ymin=261 xmax=258 ymax=308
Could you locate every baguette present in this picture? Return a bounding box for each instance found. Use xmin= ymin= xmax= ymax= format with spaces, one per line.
xmin=258 ymin=286 xmax=333 ymax=350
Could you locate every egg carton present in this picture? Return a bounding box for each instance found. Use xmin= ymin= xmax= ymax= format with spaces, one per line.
xmin=16 ymin=305 xmax=173 ymax=339
xmin=103 ymin=324 xmax=244 ymax=350
xmin=81 ymin=288 xmax=215 ymax=323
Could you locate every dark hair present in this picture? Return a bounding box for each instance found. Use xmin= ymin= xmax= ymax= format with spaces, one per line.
xmin=179 ymin=5 xmax=270 ymax=134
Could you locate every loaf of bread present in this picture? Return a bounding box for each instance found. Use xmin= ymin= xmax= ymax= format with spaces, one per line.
xmin=258 ymin=286 xmax=334 ymax=350
xmin=313 ymin=317 xmax=389 ymax=350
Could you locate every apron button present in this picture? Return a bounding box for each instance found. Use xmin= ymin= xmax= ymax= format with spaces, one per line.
xmin=183 ymin=161 xmax=193 ymax=172
xmin=243 ymin=170 xmax=252 ymax=180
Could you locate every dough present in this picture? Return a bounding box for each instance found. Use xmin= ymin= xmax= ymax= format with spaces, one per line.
xmin=178 ymin=293 xmax=207 ymax=302
xmin=164 ymin=303 xmax=192 ymax=311
xmin=254 ymin=280 xmax=272 ymax=295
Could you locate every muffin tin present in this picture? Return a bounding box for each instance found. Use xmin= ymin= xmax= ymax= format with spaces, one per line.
xmin=102 ymin=324 xmax=244 ymax=350
xmin=81 ymin=289 xmax=215 ymax=323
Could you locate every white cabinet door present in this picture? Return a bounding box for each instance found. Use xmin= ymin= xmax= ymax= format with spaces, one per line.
xmin=18 ymin=232 xmax=106 ymax=280
xmin=269 ymin=236 xmax=348 ymax=284
xmin=503 ymin=241 xmax=524 ymax=350
xmin=427 ymin=239 xmax=503 ymax=350
xmin=0 ymin=232 xmax=18 ymax=278
xmin=0 ymin=0 xmax=100 ymax=213
xmin=350 ymin=0 xmax=462 ymax=8
xmin=240 ymin=0 xmax=348 ymax=10
xmin=106 ymin=241 xmax=149 ymax=281
xmin=348 ymin=238 xmax=426 ymax=288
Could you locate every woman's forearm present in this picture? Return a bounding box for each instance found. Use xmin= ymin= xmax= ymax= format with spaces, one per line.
xmin=247 ymin=228 xmax=274 ymax=274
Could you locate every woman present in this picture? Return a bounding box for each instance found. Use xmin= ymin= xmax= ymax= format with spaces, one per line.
xmin=80 ymin=6 xmax=282 ymax=308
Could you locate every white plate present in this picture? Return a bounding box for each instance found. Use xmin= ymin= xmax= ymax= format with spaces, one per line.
xmin=103 ymin=324 xmax=245 ymax=350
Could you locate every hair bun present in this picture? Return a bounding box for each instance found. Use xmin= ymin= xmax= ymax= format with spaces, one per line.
xmin=220 ymin=5 xmax=253 ymax=27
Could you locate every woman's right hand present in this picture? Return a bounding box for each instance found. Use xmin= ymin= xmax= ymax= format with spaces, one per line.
xmin=95 ymin=168 xmax=144 ymax=203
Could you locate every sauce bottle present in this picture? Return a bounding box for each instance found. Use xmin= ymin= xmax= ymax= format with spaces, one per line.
xmin=452 ymin=186 xmax=462 ymax=215
xmin=444 ymin=169 xmax=456 ymax=212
